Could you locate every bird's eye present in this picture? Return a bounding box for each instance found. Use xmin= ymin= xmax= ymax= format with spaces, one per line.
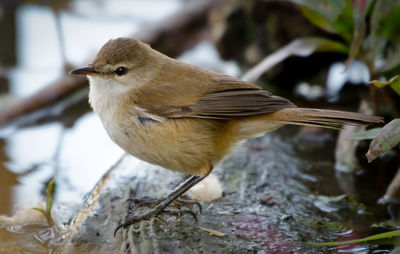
xmin=115 ymin=67 xmax=127 ymax=76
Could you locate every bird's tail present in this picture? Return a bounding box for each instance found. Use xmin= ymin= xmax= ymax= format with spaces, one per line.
xmin=236 ymin=108 xmax=383 ymax=139
xmin=270 ymin=108 xmax=383 ymax=129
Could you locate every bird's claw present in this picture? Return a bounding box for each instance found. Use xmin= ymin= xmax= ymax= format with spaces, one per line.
xmin=114 ymin=197 xmax=202 ymax=237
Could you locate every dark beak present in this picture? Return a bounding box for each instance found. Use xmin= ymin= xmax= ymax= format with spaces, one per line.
xmin=70 ymin=66 xmax=97 ymax=75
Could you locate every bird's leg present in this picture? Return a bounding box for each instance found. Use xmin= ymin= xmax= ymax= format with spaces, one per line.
xmin=115 ymin=175 xmax=205 ymax=236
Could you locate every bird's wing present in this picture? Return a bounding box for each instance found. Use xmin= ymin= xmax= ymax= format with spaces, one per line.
xmin=134 ymin=75 xmax=296 ymax=120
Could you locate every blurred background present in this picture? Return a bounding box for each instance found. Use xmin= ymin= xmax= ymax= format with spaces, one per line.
xmin=0 ymin=0 xmax=400 ymax=253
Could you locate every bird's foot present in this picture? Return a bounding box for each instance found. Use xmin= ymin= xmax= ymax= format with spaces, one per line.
xmin=114 ymin=175 xmax=205 ymax=236
xmin=114 ymin=196 xmax=202 ymax=236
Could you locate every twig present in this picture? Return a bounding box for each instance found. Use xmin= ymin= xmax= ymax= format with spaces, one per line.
xmin=0 ymin=0 xmax=217 ymax=126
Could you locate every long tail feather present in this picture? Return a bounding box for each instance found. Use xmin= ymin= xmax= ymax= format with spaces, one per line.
xmin=273 ymin=108 xmax=383 ymax=129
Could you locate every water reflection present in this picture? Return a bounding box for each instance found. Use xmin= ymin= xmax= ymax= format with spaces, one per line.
xmin=0 ymin=0 xmax=183 ymax=215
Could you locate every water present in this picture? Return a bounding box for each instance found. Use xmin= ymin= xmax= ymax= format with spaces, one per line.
xmin=0 ymin=1 xmax=396 ymax=253
xmin=0 ymin=0 xmax=189 ymax=216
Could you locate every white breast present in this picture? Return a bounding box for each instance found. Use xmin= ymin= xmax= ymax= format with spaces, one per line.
xmin=88 ymin=76 xmax=128 ymax=140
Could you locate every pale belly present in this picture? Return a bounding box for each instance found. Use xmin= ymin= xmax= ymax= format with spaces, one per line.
xmin=102 ymin=115 xmax=235 ymax=176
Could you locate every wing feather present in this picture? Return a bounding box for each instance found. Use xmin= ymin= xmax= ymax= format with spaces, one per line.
xmin=133 ymin=66 xmax=295 ymax=120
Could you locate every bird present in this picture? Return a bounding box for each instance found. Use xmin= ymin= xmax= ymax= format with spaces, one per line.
xmin=70 ymin=37 xmax=383 ymax=234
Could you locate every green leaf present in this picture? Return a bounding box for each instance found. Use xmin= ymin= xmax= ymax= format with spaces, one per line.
xmin=369 ymin=75 xmax=400 ymax=95
xmin=300 ymin=7 xmax=340 ymax=34
xmin=371 ymin=3 xmax=400 ymax=73
xmin=309 ymin=230 xmax=400 ymax=246
xmin=46 ymin=179 xmax=55 ymax=217
xmin=31 ymin=179 xmax=55 ymax=227
xmin=370 ymin=1 xmax=398 ymax=37
xmin=289 ymin=0 xmax=346 ymax=22
xmin=32 ymin=208 xmax=50 ymax=221
xmin=314 ymin=194 xmax=366 ymax=213
xmin=391 ymin=77 xmax=400 ymax=95
xmin=369 ymin=75 xmax=399 ymax=88
xmin=378 ymin=4 xmax=400 ymax=41
xmin=369 ymin=0 xmax=397 ymax=52
xmin=296 ymin=0 xmax=354 ymax=41
xmin=366 ymin=119 xmax=400 ymax=163
xmin=351 ymin=128 xmax=382 ymax=140
xmin=32 ymin=208 xmax=53 ymax=227
xmin=313 ymin=220 xmax=347 ymax=231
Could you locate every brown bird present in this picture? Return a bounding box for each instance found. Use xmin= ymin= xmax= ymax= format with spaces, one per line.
xmin=70 ymin=38 xmax=382 ymax=234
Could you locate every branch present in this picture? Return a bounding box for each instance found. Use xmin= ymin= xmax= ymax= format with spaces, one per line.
xmin=0 ymin=0 xmax=217 ymax=126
